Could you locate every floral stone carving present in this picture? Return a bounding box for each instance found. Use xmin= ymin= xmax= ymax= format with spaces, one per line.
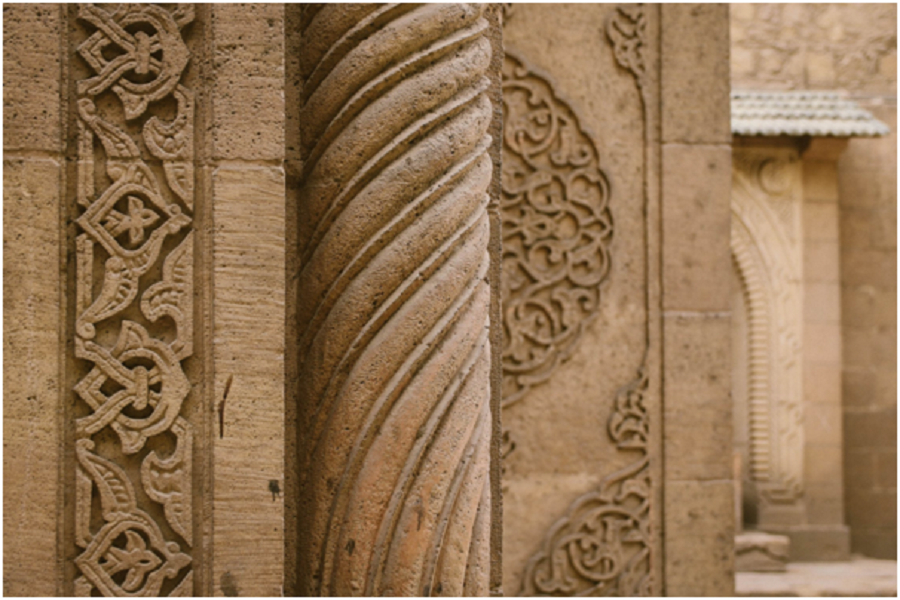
xmin=500 ymin=52 xmax=613 ymax=408
xmin=521 ymin=370 xmax=652 ymax=596
xmin=72 ymin=4 xmax=195 ymax=596
xmin=514 ymin=5 xmax=656 ymax=595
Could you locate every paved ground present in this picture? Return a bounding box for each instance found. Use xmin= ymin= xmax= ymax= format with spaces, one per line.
xmin=736 ymin=556 xmax=897 ymax=597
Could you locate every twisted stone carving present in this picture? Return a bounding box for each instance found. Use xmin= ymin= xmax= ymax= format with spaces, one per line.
xmin=72 ymin=4 xmax=194 ymax=596
xmin=500 ymin=52 xmax=613 ymax=408
xmin=295 ymin=5 xmax=495 ymax=595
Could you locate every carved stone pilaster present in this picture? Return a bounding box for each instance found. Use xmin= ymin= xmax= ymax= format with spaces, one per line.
xmin=732 ymin=148 xmax=805 ymax=511
xmin=71 ymin=4 xmax=196 ymax=596
xmin=294 ymin=5 xmax=497 ymax=596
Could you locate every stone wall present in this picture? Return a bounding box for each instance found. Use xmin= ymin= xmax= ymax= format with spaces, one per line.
xmin=839 ymin=103 xmax=898 ymax=559
xmin=3 ymin=5 xmax=289 ymax=595
xmin=731 ymin=3 xmax=897 ymax=93
xmin=4 ymin=5 xmax=66 ymax=595
xmin=659 ymin=5 xmax=735 ymax=594
xmin=501 ymin=4 xmax=734 ymax=596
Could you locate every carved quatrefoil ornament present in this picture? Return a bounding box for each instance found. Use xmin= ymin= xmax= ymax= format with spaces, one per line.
xmin=501 ymin=52 xmax=613 ymax=407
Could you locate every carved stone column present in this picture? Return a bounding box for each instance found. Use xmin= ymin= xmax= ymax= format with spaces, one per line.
xmin=293 ymin=4 xmax=501 ymax=596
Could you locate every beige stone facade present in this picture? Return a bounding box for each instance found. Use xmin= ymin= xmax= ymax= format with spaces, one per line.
xmin=8 ymin=3 xmax=890 ymax=598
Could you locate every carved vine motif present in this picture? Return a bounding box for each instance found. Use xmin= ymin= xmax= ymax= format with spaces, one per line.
xmin=521 ymin=370 xmax=651 ymax=596
xmin=295 ymin=5 xmax=494 ymax=596
xmin=500 ymin=52 xmax=613 ymax=408
xmin=607 ymin=4 xmax=647 ymax=87
xmin=73 ymin=4 xmax=194 ymax=596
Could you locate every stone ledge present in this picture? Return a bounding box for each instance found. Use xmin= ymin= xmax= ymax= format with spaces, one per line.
xmin=736 ymin=531 xmax=790 ymax=572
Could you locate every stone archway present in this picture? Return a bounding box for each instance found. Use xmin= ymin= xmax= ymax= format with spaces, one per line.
xmin=731 ymin=148 xmax=805 ymax=526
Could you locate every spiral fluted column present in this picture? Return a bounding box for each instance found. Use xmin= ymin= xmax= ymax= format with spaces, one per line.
xmin=294 ymin=4 xmax=497 ymax=596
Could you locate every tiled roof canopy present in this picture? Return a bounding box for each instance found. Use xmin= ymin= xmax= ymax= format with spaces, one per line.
xmin=732 ymin=90 xmax=890 ymax=137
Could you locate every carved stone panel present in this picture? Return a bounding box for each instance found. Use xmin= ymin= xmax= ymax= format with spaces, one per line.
xmin=501 ymin=4 xmax=661 ymax=596
xmin=70 ymin=5 xmax=196 ymax=596
xmin=731 ymin=147 xmax=805 ymax=516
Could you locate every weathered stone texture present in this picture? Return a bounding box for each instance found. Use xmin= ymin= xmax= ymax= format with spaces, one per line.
xmin=663 ymin=315 xmax=733 ymax=483
xmin=3 ymin=4 xmax=64 ymax=597
xmin=4 ymin=157 xmax=64 ymax=597
xmin=661 ymin=4 xmax=734 ymax=594
xmin=208 ymin=4 xmax=285 ymax=161
xmin=662 ymin=144 xmax=733 ymax=312
xmin=3 ymin=4 xmax=64 ymax=153
xmin=661 ymin=4 xmax=731 ymax=144
xmin=209 ymin=166 xmax=286 ymax=597
xmin=731 ymin=3 xmax=898 ymax=94
xmin=204 ymin=6 xmax=287 ymax=596
xmin=664 ymin=480 xmax=736 ymax=595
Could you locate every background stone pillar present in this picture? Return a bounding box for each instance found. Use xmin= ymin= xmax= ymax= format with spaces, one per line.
xmin=839 ymin=104 xmax=898 ymax=558
xmin=291 ymin=5 xmax=501 ymax=596
xmin=785 ymin=138 xmax=851 ymax=559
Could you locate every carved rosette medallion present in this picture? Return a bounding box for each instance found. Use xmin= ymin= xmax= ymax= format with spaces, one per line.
xmin=500 ymin=52 xmax=613 ymax=409
xmin=295 ymin=5 xmax=494 ymax=596
xmin=72 ymin=4 xmax=195 ymax=596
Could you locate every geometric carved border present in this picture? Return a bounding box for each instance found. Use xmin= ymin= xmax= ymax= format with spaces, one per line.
xmin=732 ymin=149 xmax=805 ymax=506
xmin=71 ymin=5 xmax=195 ymax=596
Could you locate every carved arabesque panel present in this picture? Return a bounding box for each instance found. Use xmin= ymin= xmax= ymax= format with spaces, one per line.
xmin=732 ymin=149 xmax=804 ymax=505
xmin=500 ymin=52 xmax=613 ymax=408
xmin=512 ymin=6 xmax=656 ymax=596
xmin=72 ymin=4 xmax=195 ymax=596
xmin=521 ymin=369 xmax=651 ymax=596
